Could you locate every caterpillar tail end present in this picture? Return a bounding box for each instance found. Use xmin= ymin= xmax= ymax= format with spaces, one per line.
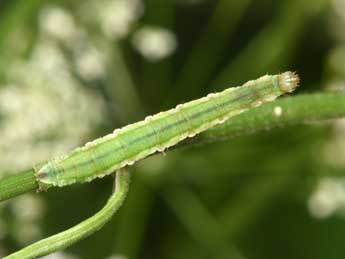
xmin=279 ymin=71 xmax=300 ymax=93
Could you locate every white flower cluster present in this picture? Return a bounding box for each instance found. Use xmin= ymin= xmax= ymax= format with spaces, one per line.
xmin=39 ymin=5 xmax=109 ymax=81
xmin=308 ymin=177 xmax=345 ymax=219
xmin=0 ymin=40 xmax=105 ymax=174
xmin=0 ymin=3 xmax=109 ymax=251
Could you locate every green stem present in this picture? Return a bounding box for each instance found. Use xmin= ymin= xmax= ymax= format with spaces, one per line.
xmin=0 ymin=169 xmax=37 ymax=202
xmin=1 ymin=92 xmax=345 ymax=202
xmin=3 ymin=169 xmax=131 ymax=259
xmin=188 ymin=92 xmax=345 ymax=146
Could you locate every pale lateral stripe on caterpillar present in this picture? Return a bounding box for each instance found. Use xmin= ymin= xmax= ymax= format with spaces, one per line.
xmin=35 ymin=72 xmax=299 ymax=189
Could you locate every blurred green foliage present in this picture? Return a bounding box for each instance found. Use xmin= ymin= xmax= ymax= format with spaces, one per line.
xmin=1 ymin=0 xmax=345 ymax=258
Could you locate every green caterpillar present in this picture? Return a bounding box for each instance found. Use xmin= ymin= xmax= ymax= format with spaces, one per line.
xmin=36 ymin=72 xmax=299 ymax=189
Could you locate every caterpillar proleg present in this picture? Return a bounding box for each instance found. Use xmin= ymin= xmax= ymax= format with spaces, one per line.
xmin=36 ymin=72 xmax=299 ymax=189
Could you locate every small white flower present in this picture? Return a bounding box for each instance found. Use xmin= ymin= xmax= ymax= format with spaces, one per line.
xmin=273 ymin=106 xmax=283 ymax=117
xmin=98 ymin=0 xmax=144 ymax=39
xmin=39 ymin=6 xmax=78 ymax=42
xmin=308 ymin=177 xmax=345 ymax=219
xmin=74 ymin=44 xmax=107 ymax=81
xmin=132 ymin=26 xmax=177 ymax=61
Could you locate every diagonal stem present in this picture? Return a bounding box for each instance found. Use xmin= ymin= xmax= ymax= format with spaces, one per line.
xmin=3 ymin=169 xmax=131 ymax=259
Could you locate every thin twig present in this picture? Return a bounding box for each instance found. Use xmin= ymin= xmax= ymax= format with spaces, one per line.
xmin=3 ymin=169 xmax=131 ymax=259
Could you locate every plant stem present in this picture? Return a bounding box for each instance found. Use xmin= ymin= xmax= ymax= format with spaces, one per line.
xmin=3 ymin=169 xmax=131 ymax=259
xmin=0 ymin=92 xmax=345 ymax=202
xmin=0 ymin=169 xmax=37 ymax=202
xmin=188 ymin=92 xmax=345 ymax=146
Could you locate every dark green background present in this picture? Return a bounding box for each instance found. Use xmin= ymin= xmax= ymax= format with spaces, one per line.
xmin=1 ymin=0 xmax=344 ymax=258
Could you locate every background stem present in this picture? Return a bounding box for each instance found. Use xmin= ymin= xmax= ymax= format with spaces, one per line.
xmin=3 ymin=169 xmax=131 ymax=259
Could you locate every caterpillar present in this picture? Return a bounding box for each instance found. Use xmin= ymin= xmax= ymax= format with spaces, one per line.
xmin=36 ymin=72 xmax=299 ymax=189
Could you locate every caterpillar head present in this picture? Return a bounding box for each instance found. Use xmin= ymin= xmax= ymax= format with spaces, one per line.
xmin=279 ymin=71 xmax=300 ymax=93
